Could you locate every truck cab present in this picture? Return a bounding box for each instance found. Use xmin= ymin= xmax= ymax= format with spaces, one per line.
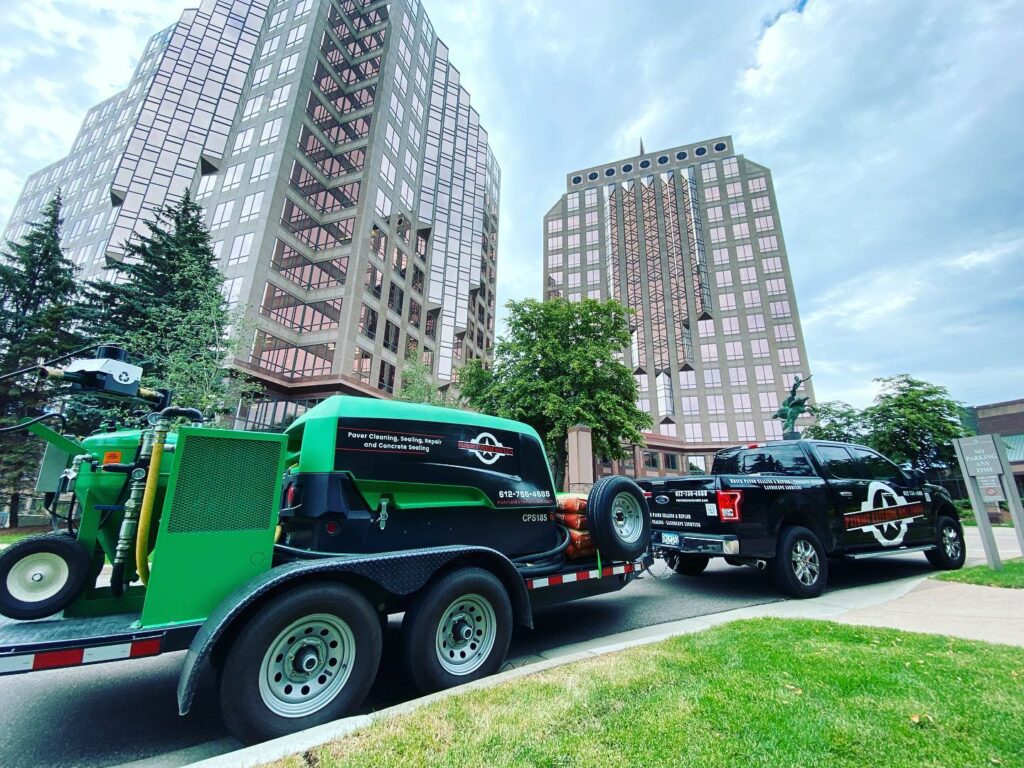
xmin=637 ymin=440 xmax=965 ymax=598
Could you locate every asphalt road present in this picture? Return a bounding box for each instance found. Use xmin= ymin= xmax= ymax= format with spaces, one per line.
xmin=0 ymin=552 xmax=942 ymax=768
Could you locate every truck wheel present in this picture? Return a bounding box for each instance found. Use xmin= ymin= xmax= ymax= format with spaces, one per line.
xmin=925 ymin=516 xmax=966 ymax=570
xmin=401 ymin=567 xmax=512 ymax=695
xmin=0 ymin=534 xmax=91 ymax=620
xmin=586 ymin=476 xmax=651 ymax=561
xmin=665 ymin=553 xmax=709 ymax=576
xmin=771 ymin=526 xmax=828 ymax=599
xmin=219 ymin=581 xmax=382 ymax=744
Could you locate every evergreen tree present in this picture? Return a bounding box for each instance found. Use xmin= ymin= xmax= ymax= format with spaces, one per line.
xmin=81 ymin=192 xmax=256 ymax=424
xmin=0 ymin=191 xmax=83 ymax=497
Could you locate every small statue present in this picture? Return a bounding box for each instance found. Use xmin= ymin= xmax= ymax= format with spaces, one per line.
xmin=772 ymin=374 xmax=812 ymax=437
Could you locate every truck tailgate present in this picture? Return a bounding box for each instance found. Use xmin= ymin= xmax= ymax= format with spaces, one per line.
xmin=639 ymin=476 xmax=720 ymax=532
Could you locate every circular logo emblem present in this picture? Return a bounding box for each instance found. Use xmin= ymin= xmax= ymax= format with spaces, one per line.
xmin=469 ymin=432 xmax=504 ymax=465
xmin=655 ymin=495 xmax=670 ymax=505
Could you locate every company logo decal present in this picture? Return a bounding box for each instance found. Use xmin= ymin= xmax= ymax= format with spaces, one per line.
xmin=843 ymin=481 xmax=925 ymax=546
xmin=458 ymin=432 xmax=514 ymax=465
xmin=655 ymin=495 xmax=670 ymax=505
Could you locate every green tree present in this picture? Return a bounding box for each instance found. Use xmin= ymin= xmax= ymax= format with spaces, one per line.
xmin=803 ymin=401 xmax=868 ymax=443
xmin=81 ymin=192 xmax=256 ymax=424
xmin=398 ymin=352 xmax=445 ymax=406
xmin=460 ymin=298 xmax=651 ymax=487
xmin=862 ymin=374 xmax=969 ymax=469
xmin=0 ymin=190 xmax=83 ymax=498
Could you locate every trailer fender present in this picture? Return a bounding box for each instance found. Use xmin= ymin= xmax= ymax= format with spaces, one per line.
xmin=176 ymin=545 xmax=530 ymax=715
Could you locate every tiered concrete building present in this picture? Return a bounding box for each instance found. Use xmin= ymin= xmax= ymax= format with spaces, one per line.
xmin=544 ymin=138 xmax=814 ymax=475
xmin=3 ymin=0 xmax=500 ymax=430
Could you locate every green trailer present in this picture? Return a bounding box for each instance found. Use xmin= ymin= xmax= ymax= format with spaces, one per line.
xmin=0 ymin=348 xmax=651 ymax=744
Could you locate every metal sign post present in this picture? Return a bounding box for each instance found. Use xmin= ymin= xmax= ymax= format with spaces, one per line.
xmin=991 ymin=435 xmax=1024 ymax=556
xmin=952 ymin=436 xmax=1003 ymax=570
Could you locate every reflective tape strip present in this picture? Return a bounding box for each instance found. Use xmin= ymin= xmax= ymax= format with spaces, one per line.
xmin=526 ymin=560 xmax=644 ymax=590
xmin=0 ymin=637 xmax=163 ymax=675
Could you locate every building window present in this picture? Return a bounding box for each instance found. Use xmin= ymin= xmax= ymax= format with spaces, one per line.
xmin=377 ymin=360 xmax=396 ymax=393
xmin=722 ymin=157 xmax=739 ymax=177
xmin=285 ymin=24 xmax=307 ymax=47
xmin=725 ymin=341 xmax=743 ymax=360
xmin=736 ymin=422 xmax=756 ymax=442
xmin=700 ymin=343 xmax=718 ymax=362
xmin=269 ymin=84 xmax=291 ymax=110
xmin=684 ymin=424 xmax=703 ymax=443
xmin=242 ymin=96 xmax=263 ymax=120
xmin=770 ymin=300 xmax=791 ymax=318
xmin=383 ymin=321 xmax=400 ymax=353
xmin=260 ymin=118 xmax=283 ymax=146
xmin=643 ymin=451 xmax=659 ymax=470
xmin=679 ymin=369 xmax=696 ymax=389
xmin=743 ymin=289 xmax=762 ymax=308
xmin=755 ymin=215 xmax=775 ymax=232
xmin=704 ymin=368 xmax=721 ymax=387
xmin=729 ymin=367 xmax=747 ymax=387
xmin=755 ymin=365 xmax=775 ymax=386
xmin=733 ymin=393 xmax=752 ymax=413
xmin=681 ymin=396 xmax=699 ymax=416
xmin=261 ymin=36 xmax=279 ymax=58
xmin=706 ymin=395 xmax=725 ymax=415
xmin=710 ymin=422 xmax=729 ymax=442
xmin=759 ymin=392 xmax=780 ymax=411
xmin=766 ymin=278 xmax=787 ymax=295
xmin=359 ymin=304 xmax=378 ymax=340
xmin=250 ymin=153 xmax=273 ymax=182
xmin=239 ymin=192 xmax=263 ymax=222
xmin=210 ymin=201 xmax=234 ymax=229
xmin=719 ymin=293 xmax=736 ymax=311
xmin=758 ymin=235 xmax=779 ymax=252
xmin=748 ymin=177 xmax=767 ymax=193
xmin=774 ymin=324 xmax=796 ymax=342
xmin=279 ymin=53 xmax=299 ymax=77
xmin=222 ymin=163 xmax=245 ymax=191
xmin=747 ymin=314 xmax=766 ymax=333
xmin=228 ymin=232 xmax=254 ymax=265
xmin=352 ymin=348 xmax=372 ymax=383
xmin=778 ymin=348 xmax=801 ymax=366
xmin=751 ymin=339 xmax=770 ymax=358
xmin=764 ymin=420 xmax=783 ymax=440
xmin=232 ymin=128 xmax=254 ymax=155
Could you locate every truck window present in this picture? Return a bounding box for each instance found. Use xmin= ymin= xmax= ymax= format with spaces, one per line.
xmin=721 ymin=445 xmax=813 ymax=476
xmin=815 ymin=445 xmax=860 ymax=479
xmin=850 ymin=447 xmax=906 ymax=484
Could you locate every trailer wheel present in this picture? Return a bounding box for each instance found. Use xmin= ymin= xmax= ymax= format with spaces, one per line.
xmin=401 ymin=567 xmax=512 ymax=695
xmin=219 ymin=581 xmax=381 ymax=744
xmin=586 ymin=476 xmax=651 ymax=561
xmin=0 ymin=534 xmax=91 ymax=620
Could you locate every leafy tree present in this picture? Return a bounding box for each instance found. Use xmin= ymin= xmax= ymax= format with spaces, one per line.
xmin=862 ymin=375 xmax=969 ymax=469
xmin=398 ymin=352 xmax=446 ymax=406
xmin=81 ymin=192 xmax=256 ymax=425
xmin=0 ymin=191 xmax=84 ymax=501
xmin=460 ymin=298 xmax=651 ymax=488
xmin=803 ymin=401 xmax=868 ymax=443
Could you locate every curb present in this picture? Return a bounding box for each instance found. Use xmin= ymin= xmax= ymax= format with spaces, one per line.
xmin=183 ymin=572 xmax=932 ymax=768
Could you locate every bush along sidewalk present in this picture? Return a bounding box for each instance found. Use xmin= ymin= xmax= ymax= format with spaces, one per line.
xmin=271 ymin=618 xmax=1024 ymax=768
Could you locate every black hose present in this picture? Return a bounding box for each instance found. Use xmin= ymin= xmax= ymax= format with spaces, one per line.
xmin=511 ymin=525 xmax=571 ymax=564
xmin=110 ymin=562 xmax=125 ymax=597
xmin=0 ymin=342 xmax=112 ymax=383
xmin=0 ymin=412 xmax=67 ymax=433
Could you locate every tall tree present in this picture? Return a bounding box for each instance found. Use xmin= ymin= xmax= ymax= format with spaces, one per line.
xmin=398 ymin=352 xmax=445 ymax=406
xmin=862 ymin=374 xmax=969 ymax=469
xmin=460 ymin=298 xmax=651 ymax=487
xmin=0 ymin=191 xmax=83 ymax=497
xmin=81 ymin=192 xmax=256 ymax=424
xmin=803 ymin=401 xmax=869 ymax=443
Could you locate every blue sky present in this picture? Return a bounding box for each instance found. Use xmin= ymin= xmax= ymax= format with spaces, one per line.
xmin=0 ymin=0 xmax=1021 ymax=408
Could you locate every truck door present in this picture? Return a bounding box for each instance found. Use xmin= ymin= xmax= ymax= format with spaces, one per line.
xmin=812 ymin=445 xmax=871 ymax=550
xmin=847 ymin=447 xmax=932 ymax=546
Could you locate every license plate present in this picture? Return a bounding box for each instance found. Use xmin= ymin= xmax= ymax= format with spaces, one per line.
xmin=661 ymin=532 xmax=680 ymax=547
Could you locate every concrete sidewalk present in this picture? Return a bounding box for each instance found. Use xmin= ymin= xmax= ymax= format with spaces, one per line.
xmin=184 ymin=526 xmax=1023 ymax=768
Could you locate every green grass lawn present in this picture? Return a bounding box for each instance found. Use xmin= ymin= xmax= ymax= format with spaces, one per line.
xmin=274 ymin=619 xmax=1024 ymax=768
xmin=936 ymin=558 xmax=1024 ymax=589
xmin=0 ymin=530 xmax=31 ymax=546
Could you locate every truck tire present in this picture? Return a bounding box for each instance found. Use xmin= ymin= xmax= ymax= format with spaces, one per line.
xmin=401 ymin=567 xmax=512 ymax=695
xmin=664 ymin=553 xmax=709 ymax=576
xmin=0 ymin=534 xmax=91 ymax=620
xmin=586 ymin=476 xmax=651 ymax=561
xmin=219 ymin=581 xmax=382 ymax=744
xmin=771 ymin=526 xmax=828 ymax=599
xmin=925 ymin=515 xmax=966 ymax=570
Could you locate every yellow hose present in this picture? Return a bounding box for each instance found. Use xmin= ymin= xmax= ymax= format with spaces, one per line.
xmin=135 ymin=438 xmax=165 ymax=586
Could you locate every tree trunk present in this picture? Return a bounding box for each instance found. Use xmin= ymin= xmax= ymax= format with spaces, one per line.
xmin=553 ymin=445 xmax=568 ymax=492
xmin=9 ymin=492 xmax=20 ymax=528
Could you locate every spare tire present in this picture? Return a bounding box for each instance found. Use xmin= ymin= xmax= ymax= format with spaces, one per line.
xmin=585 ymin=476 xmax=651 ymax=561
xmin=0 ymin=534 xmax=91 ymax=620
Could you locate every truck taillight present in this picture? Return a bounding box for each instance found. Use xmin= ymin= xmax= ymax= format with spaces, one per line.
xmin=284 ymin=483 xmax=300 ymax=509
xmin=716 ymin=490 xmax=743 ymax=522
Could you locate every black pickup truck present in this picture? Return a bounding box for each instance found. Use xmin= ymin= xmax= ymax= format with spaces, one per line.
xmin=637 ymin=440 xmax=965 ymax=598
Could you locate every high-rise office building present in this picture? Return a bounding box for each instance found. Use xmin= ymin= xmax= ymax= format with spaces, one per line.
xmin=543 ymin=137 xmax=814 ymax=476
xmin=2 ymin=0 xmax=500 ymax=430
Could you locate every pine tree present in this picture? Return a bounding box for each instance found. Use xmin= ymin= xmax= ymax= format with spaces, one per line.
xmin=81 ymin=192 xmax=256 ymax=423
xmin=0 ymin=190 xmax=83 ymax=501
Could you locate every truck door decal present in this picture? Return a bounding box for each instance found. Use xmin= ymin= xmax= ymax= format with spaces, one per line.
xmin=843 ymin=481 xmax=925 ymax=546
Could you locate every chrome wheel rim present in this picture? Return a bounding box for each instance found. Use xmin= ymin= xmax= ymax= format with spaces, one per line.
xmin=790 ymin=539 xmax=820 ymax=587
xmin=611 ymin=492 xmax=644 ymax=544
xmin=942 ymin=525 xmax=962 ymax=561
xmin=435 ymin=594 xmax=496 ymax=676
xmin=258 ymin=613 xmax=356 ymax=718
xmin=6 ymin=552 xmax=69 ymax=604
